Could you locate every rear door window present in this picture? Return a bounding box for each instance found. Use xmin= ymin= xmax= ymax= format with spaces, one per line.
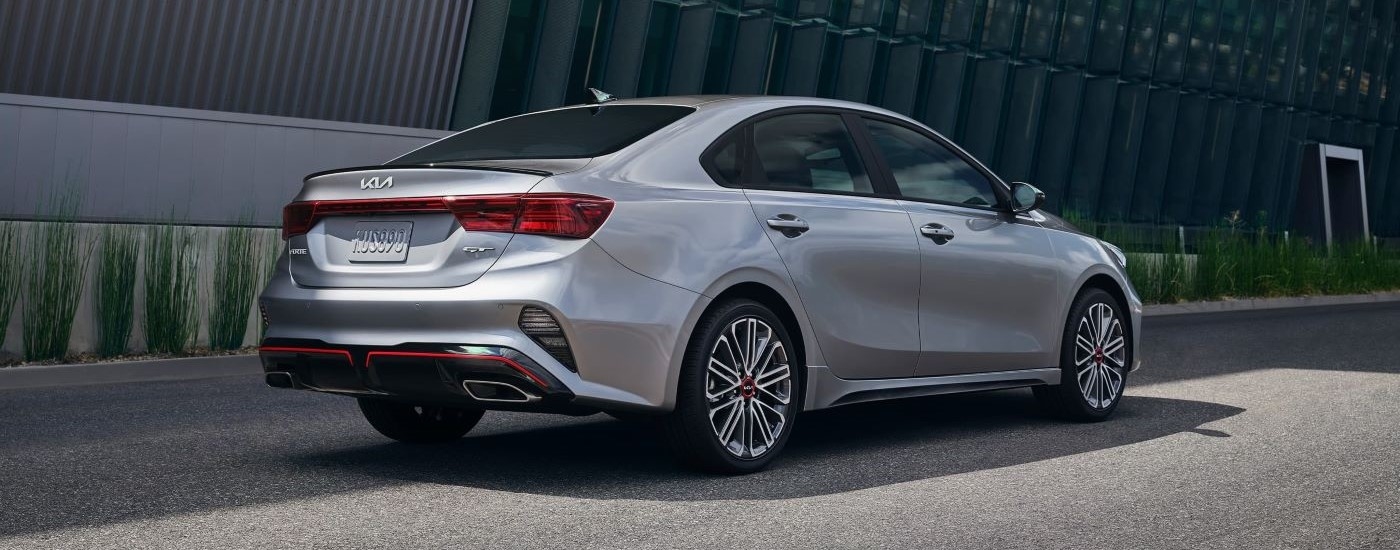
xmin=751 ymin=113 xmax=873 ymax=194
xmin=704 ymin=112 xmax=875 ymax=194
xmin=395 ymin=105 xmax=695 ymax=163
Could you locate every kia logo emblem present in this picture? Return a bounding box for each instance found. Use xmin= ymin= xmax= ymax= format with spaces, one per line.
xmin=360 ymin=176 xmax=393 ymax=190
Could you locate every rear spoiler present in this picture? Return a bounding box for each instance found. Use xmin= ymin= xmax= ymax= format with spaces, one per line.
xmin=304 ymin=163 xmax=553 ymax=182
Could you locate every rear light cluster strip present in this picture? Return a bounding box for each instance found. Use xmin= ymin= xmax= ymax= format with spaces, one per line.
xmin=256 ymin=346 xmax=549 ymax=388
xmin=281 ymin=193 xmax=614 ymax=240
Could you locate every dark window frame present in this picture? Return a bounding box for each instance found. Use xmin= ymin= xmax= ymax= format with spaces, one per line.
xmin=700 ymin=106 xmax=1014 ymax=212
xmin=699 ymin=106 xmax=901 ymax=199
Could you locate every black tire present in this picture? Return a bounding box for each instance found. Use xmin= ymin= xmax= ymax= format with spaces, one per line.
xmin=1034 ymin=287 xmax=1131 ymax=421
xmin=357 ymin=398 xmax=485 ymax=443
xmin=662 ymin=299 xmax=802 ymax=474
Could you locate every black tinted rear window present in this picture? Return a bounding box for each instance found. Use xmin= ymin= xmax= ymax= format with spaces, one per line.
xmin=394 ymin=105 xmax=695 ymax=163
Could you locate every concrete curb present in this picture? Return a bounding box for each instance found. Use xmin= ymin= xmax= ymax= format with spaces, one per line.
xmin=1143 ymin=291 xmax=1400 ymax=317
xmin=0 ymin=354 xmax=261 ymax=390
xmin=3 ymin=292 xmax=1400 ymax=389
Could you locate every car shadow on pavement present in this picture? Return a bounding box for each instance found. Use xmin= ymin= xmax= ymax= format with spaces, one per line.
xmin=292 ymin=389 xmax=1244 ymax=501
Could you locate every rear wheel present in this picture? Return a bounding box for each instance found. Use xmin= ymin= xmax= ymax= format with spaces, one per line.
xmin=357 ymin=398 xmax=484 ymax=443
xmin=1034 ymin=288 xmax=1130 ymax=421
xmin=662 ymin=299 xmax=801 ymax=474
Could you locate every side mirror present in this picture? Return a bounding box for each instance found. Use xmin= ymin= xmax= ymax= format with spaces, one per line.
xmin=1010 ymin=182 xmax=1045 ymax=214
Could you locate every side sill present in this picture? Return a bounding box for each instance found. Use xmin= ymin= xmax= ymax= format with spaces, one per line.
xmin=804 ymin=366 xmax=1062 ymax=411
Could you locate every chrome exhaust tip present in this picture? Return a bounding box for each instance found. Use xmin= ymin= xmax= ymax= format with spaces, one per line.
xmin=462 ymin=380 xmax=540 ymax=403
xmin=265 ymin=371 xmax=300 ymax=389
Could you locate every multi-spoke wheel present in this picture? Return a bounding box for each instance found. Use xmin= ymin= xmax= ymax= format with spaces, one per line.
xmin=663 ymin=299 xmax=801 ymax=473
xmin=707 ymin=317 xmax=793 ymax=459
xmin=1035 ymin=288 xmax=1130 ymax=421
xmin=1074 ymin=302 xmax=1126 ymax=410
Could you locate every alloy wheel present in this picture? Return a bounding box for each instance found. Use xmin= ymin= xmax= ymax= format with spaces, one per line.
xmin=706 ymin=317 xmax=792 ymax=459
xmin=1075 ymin=302 xmax=1126 ymax=409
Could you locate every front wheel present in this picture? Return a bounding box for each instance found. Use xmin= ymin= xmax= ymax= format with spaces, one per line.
xmin=662 ymin=299 xmax=801 ymax=474
xmin=357 ymin=398 xmax=484 ymax=443
xmin=1034 ymin=288 xmax=1130 ymax=421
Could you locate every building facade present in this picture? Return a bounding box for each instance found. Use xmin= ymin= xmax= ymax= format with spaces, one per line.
xmin=3 ymin=0 xmax=1399 ymax=236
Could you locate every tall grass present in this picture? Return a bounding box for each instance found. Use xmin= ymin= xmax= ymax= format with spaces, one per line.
xmin=95 ymin=225 xmax=141 ymax=357
xmin=21 ymin=194 xmax=94 ymax=361
xmin=207 ymin=226 xmax=268 ymax=350
xmin=1105 ymin=225 xmax=1191 ymax=304
xmin=143 ymin=222 xmax=200 ymax=353
xmin=0 ymin=222 xmax=21 ymax=353
xmin=1061 ymin=210 xmax=1400 ymax=303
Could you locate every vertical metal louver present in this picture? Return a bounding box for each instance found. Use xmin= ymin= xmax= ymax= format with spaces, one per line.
xmin=0 ymin=0 xmax=470 ymax=129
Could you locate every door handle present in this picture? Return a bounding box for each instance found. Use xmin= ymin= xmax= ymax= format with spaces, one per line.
xmin=766 ymin=215 xmax=809 ymax=237
xmin=920 ymin=223 xmax=955 ymax=244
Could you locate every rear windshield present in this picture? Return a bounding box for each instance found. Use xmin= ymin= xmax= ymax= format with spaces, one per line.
xmin=394 ymin=105 xmax=696 ymax=163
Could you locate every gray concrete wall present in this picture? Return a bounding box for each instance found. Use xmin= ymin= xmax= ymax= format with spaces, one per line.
xmin=0 ymin=93 xmax=451 ymax=227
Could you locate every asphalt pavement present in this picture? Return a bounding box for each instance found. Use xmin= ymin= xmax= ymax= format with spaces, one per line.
xmin=1 ymin=304 xmax=1397 ymax=549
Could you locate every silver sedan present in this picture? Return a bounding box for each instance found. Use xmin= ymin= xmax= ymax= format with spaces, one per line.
xmin=258 ymin=95 xmax=1142 ymax=473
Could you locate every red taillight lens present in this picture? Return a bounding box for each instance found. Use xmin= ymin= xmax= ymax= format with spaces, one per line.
xmin=444 ymin=196 xmax=523 ymax=232
xmin=279 ymin=194 xmax=613 ymax=240
xmin=282 ymin=202 xmax=316 ymax=239
xmin=516 ymin=194 xmax=615 ymax=238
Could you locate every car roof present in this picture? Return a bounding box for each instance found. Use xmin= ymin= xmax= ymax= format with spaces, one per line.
xmin=576 ymin=95 xmax=897 ymax=115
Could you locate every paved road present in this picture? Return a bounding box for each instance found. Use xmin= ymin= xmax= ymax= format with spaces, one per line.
xmin=2 ymin=305 xmax=1398 ymax=549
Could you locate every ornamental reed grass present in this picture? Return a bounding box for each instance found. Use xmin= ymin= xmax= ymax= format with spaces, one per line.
xmin=95 ymin=224 xmax=141 ymax=357
xmin=0 ymin=221 xmax=21 ymax=351
xmin=143 ymin=221 xmax=200 ymax=353
xmin=1055 ymin=210 xmax=1400 ymax=303
xmin=21 ymin=191 xmax=94 ymax=361
xmin=207 ymin=225 xmax=268 ymax=350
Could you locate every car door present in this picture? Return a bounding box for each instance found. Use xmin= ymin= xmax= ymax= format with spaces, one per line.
xmin=855 ymin=116 xmax=1062 ymax=377
xmin=707 ymin=111 xmax=921 ymax=379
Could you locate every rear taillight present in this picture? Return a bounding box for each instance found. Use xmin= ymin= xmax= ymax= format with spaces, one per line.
xmin=282 ymin=202 xmax=316 ymax=240
xmin=445 ymin=196 xmax=523 ymax=233
xmin=280 ymin=194 xmax=614 ymax=240
xmin=515 ymin=194 xmax=615 ymax=239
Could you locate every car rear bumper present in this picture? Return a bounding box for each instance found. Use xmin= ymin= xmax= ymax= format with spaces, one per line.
xmin=258 ymin=237 xmax=707 ymax=412
xmin=258 ymin=339 xmax=594 ymax=414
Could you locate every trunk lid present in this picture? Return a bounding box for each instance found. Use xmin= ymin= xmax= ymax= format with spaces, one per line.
xmin=286 ymin=167 xmax=549 ymax=289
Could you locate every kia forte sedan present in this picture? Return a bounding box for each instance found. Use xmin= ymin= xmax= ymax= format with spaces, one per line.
xmin=258 ymin=95 xmax=1141 ymax=473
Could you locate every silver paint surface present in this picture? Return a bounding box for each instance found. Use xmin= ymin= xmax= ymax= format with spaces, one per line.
xmin=261 ymin=95 xmax=1143 ymax=413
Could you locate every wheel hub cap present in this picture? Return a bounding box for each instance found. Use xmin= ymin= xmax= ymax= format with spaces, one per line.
xmin=739 ymin=376 xmax=757 ymax=399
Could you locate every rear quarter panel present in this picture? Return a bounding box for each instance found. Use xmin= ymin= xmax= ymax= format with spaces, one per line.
xmin=536 ymin=101 xmax=835 ymax=388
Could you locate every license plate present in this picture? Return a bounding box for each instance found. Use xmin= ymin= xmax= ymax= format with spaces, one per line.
xmin=349 ymin=221 xmax=413 ymax=263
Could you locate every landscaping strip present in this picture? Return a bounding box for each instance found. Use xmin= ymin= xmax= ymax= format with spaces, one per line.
xmin=1143 ymin=291 xmax=1400 ymax=317
xmin=0 ymin=354 xmax=260 ymax=390
xmin=3 ymin=292 xmax=1399 ymax=389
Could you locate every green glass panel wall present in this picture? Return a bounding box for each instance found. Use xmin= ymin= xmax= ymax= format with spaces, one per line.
xmin=450 ymin=0 xmax=1400 ymax=236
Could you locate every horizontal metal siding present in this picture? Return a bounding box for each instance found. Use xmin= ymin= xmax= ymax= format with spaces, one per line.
xmin=0 ymin=0 xmax=470 ymax=130
xmin=0 ymin=93 xmax=449 ymax=226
